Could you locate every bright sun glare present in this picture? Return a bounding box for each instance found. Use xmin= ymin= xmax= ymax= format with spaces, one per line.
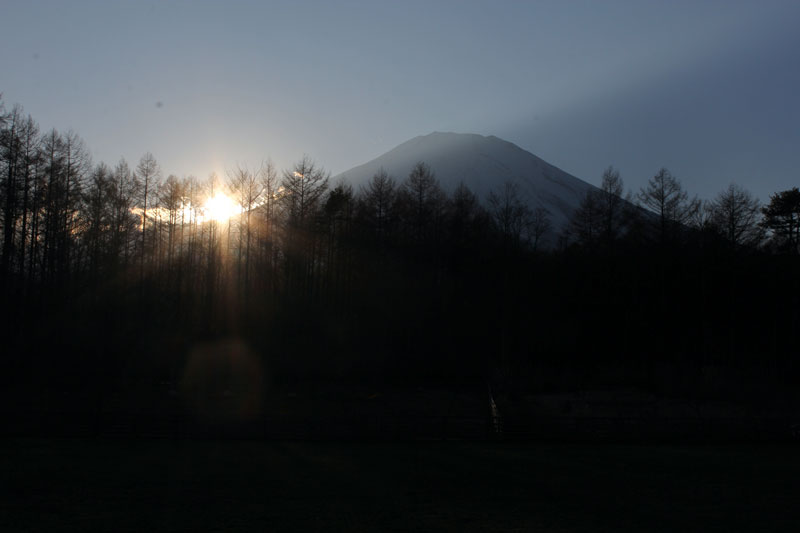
xmin=204 ymin=193 xmax=240 ymax=223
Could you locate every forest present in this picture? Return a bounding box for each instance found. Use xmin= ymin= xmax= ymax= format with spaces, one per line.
xmin=1 ymin=98 xmax=799 ymax=424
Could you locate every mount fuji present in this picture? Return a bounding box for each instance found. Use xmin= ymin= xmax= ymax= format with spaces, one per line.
xmin=333 ymin=132 xmax=598 ymax=232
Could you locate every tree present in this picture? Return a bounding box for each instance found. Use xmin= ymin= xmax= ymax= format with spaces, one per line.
xmin=322 ymin=181 xmax=354 ymax=299
xmin=38 ymin=130 xmax=57 ymax=282
xmin=109 ymin=158 xmax=140 ymax=268
xmin=280 ymin=155 xmax=329 ymax=227
xmin=16 ymin=113 xmax=40 ymax=283
xmin=689 ymin=200 xmax=716 ymax=234
xmin=761 ymin=187 xmax=800 ymax=254
xmin=227 ymin=164 xmax=262 ymax=289
xmin=279 ymin=156 xmax=329 ymax=297
xmin=530 ymin=207 xmax=552 ymax=252
xmin=180 ymin=175 xmax=201 ymax=282
xmin=159 ymin=174 xmax=185 ymax=269
xmin=637 ymin=167 xmax=700 ymax=245
xmin=257 ymin=160 xmax=279 ymax=294
xmin=359 ymin=168 xmax=396 ymax=245
xmin=598 ymin=166 xmax=625 ymax=243
xmin=29 ymin=129 xmax=91 ymax=283
xmin=487 ymin=181 xmax=531 ymax=250
xmin=567 ymin=188 xmax=603 ymax=247
xmin=0 ymin=104 xmax=23 ymax=283
xmin=708 ymin=183 xmax=762 ymax=249
xmin=82 ymin=162 xmax=113 ymax=278
xmin=398 ymin=161 xmax=446 ymax=246
xmin=136 ymin=152 xmax=160 ymax=275
xmin=60 ymin=131 xmax=91 ymax=272
xmin=448 ymin=182 xmax=484 ymax=251
xmin=568 ymin=166 xmax=627 ymax=248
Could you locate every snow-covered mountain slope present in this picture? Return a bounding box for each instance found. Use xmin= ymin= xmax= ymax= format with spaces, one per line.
xmin=333 ymin=132 xmax=597 ymax=232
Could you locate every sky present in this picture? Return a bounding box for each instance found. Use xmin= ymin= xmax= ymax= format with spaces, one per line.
xmin=2 ymin=0 xmax=799 ymax=202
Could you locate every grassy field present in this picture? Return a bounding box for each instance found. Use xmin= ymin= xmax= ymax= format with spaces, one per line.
xmin=3 ymin=438 xmax=799 ymax=531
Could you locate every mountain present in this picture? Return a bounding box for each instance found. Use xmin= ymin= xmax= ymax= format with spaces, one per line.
xmin=333 ymin=132 xmax=597 ymax=234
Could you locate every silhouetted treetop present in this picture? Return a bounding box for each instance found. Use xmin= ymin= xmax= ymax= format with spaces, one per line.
xmin=761 ymin=187 xmax=800 ymax=254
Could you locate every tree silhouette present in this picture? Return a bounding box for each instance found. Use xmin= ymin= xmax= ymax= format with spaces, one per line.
xmin=109 ymin=158 xmax=140 ymax=269
xmin=17 ymin=114 xmax=40 ymax=286
xmin=529 ymin=207 xmax=552 ymax=252
xmin=567 ymin=188 xmax=603 ymax=247
xmin=322 ymin=181 xmax=354 ymax=302
xmin=280 ymin=155 xmax=329 ymax=298
xmin=598 ymin=166 xmax=625 ymax=244
xmin=359 ymin=168 xmax=397 ymax=247
xmin=398 ymin=161 xmax=446 ymax=248
xmin=487 ymin=181 xmax=531 ymax=250
xmin=1 ymin=105 xmax=23 ymax=286
xmin=82 ymin=162 xmax=113 ymax=279
xmin=136 ymin=152 xmax=160 ymax=278
xmin=761 ymin=187 xmax=800 ymax=254
xmin=159 ymin=174 xmax=186 ymax=272
xmin=709 ymin=183 xmax=762 ymax=249
xmin=227 ymin=164 xmax=262 ymax=291
xmin=256 ymin=161 xmax=279 ymax=295
xmin=637 ymin=168 xmax=700 ymax=245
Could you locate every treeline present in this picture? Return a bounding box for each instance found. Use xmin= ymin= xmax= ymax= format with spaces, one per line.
xmin=563 ymin=165 xmax=800 ymax=254
xmin=1 ymin=98 xmax=799 ymax=404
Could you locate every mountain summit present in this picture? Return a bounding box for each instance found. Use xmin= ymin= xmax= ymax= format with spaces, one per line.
xmin=334 ymin=132 xmax=596 ymax=231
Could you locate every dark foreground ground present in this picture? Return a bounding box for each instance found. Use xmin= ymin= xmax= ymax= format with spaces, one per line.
xmin=3 ymin=438 xmax=799 ymax=532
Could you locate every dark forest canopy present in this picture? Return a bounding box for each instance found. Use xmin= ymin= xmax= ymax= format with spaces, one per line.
xmin=1 ymin=97 xmax=798 ymax=407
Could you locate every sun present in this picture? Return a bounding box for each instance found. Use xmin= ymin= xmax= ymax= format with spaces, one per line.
xmin=204 ymin=193 xmax=240 ymax=223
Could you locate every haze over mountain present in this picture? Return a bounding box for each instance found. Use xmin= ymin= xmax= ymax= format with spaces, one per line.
xmin=334 ymin=132 xmax=598 ymax=232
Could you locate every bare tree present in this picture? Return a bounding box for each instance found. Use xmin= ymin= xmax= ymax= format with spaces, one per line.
xmin=280 ymin=156 xmax=329 ymax=296
xmin=568 ymin=166 xmax=626 ymax=248
xmin=637 ymin=167 xmax=700 ymax=244
xmin=39 ymin=129 xmax=86 ymax=283
xmin=82 ymin=162 xmax=113 ymax=277
xmin=487 ymin=181 xmax=531 ymax=249
xmin=281 ymin=155 xmax=329 ymax=227
xmin=448 ymin=182 xmax=484 ymax=249
xmin=61 ymin=131 xmax=91 ymax=272
xmin=598 ymin=166 xmax=625 ymax=243
xmin=159 ymin=174 xmax=185 ymax=268
xmin=1 ymin=104 xmax=23 ymax=282
xmin=359 ymin=168 xmax=396 ymax=245
xmin=136 ymin=152 xmax=160 ymax=276
xmin=227 ymin=164 xmax=263 ymax=289
xmin=0 ymin=102 xmax=42 ymax=290
xmin=689 ymin=199 xmax=715 ymax=233
xmin=257 ymin=160 xmax=279 ymax=293
xmin=708 ymin=183 xmax=762 ymax=249
xmin=567 ymin=189 xmax=603 ymax=247
xmin=17 ymin=114 xmax=40 ymax=282
xmin=109 ymin=158 xmax=140 ymax=268
xmin=322 ymin=181 xmax=354 ymax=299
xmin=39 ymin=129 xmax=62 ymax=282
xmin=397 ymin=161 xmax=446 ymax=246
xmin=529 ymin=207 xmax=552 ymax=251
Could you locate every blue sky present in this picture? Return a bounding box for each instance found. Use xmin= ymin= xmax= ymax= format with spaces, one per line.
xmin=2 ymin=0 xmax=799 ymax=201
